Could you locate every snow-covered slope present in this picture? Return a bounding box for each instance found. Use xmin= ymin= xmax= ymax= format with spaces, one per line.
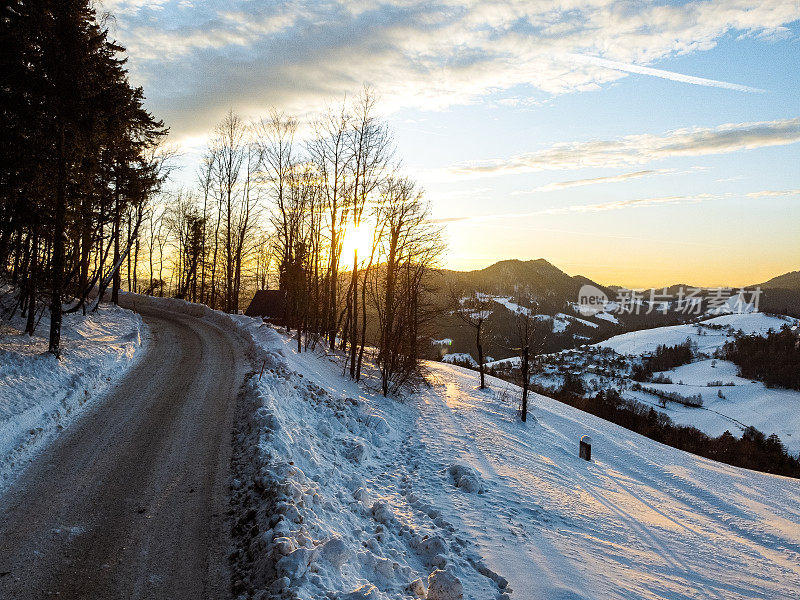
xmin=233 ymin=320 xmax=800 ymax=600
xmin=421 ymin=363 xmax=800 ymax=600
xmin=595 ymin=312 xmax=797 ymax=356
xmin=627 ymin=359 xmax=800 ymax=454
xmin=0 ymin=304 xmax=145 ymax=489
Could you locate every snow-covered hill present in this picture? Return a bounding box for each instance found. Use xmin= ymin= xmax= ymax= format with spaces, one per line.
xmin=595 ymin=312 xmax=797 ymax=356
xmin=232 ymin=318 xmax=800 ymax=600
xmin=627 ymin=358 xmax=800 ymax=454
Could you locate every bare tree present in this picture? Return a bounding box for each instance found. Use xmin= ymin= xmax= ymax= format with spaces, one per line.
xmin=345 ymin=87 xmax=393 ymax=379
xmin=207 ymin=111 xmax=258 ymax=313
xmin=373 ymin=177 xmax=443 ymax=395
xmin=307 ymin=102 xmax=352 ymax=350
xmin=511 ymin=298 xmax=546 ymax=422
xmin=452 ymin=289 xmax=493 ymax=389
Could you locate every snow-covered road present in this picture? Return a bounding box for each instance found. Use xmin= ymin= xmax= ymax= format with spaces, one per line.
xmin=0 ymin=303 xmax=248 ymax=599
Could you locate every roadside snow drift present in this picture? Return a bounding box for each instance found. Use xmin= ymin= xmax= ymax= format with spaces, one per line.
xmin=231 ymin=319 xmax=800 ymax=600
xmin=0 ymin=304 xmax=145 ymax=489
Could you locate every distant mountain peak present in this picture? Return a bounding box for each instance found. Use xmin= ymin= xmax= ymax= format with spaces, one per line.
xmin=759 ymin=270 xmax=800 ymax=290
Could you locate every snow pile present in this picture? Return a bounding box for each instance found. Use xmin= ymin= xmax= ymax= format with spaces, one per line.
xmin=0 ymin=304 xmax=145 ymax=489
xmin=230 ymin=324 xmax=512 ymax=600
xmin=446 ymin=463 xmax=485 ymax=494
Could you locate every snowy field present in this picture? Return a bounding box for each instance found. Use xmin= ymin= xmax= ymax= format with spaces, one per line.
xmin=627 ymin=359 xmax=800 ymax=455
xmin=587 ymin=312 xmax=800 ymax=454
xmin=233 ymin=318 xmax=800 ymax=600
xmin=595 ymin=312 xmax=797 ymax=356
xmin=0 ymin=304 xmax=145 ymax=489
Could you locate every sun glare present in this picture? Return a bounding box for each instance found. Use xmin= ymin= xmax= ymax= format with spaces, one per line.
xmin=341 ymin=224 xmax=374 ymax=264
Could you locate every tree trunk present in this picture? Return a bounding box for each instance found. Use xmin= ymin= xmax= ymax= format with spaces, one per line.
xmin=111 ymin=166 xmax=121 ymax=305
xmin=348 ymin=251 xmax=358 ymax=378
xmin=49 ymin=125 xmax=67 ymax=357
xmin=356 ymin=263 xmax=369 ymax=381
xmin=477 ymin=322 xmax=485 ymax=389
xmin=25 ymin=230 xmax=39 ymax=335
xmin=521 ymin=345 xmax=529 ymax=422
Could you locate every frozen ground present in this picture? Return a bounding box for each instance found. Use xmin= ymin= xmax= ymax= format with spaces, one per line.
xmin=0 ymin=304 xmax=145 ymax=489
xmin=232 ymin=318 xmax=800 ymax=600
xmin=595 ymin=312 xmax=797 ymax=356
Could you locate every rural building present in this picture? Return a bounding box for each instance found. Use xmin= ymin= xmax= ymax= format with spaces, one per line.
xmin=245 ymin=290 xmax=286 ymax=324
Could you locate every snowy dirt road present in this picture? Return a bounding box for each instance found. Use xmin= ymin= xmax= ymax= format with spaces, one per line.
xmin=0 ymin=303 xmax=247 ymax=599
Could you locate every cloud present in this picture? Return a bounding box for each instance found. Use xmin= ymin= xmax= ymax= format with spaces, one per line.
xmin=745 ymin=189 xmax=800 ymax=198
xmin=431 ymin=192 xmax=722 ymax=224
xmin=518 ymin=169 xmax=669 ymax=193
xmin=102 ymin=0 xmax=800 ymax=141
xmin=567 ymin=54 xmax=766 ymax=93
xmin=453 ymin=118 xmax=800 ymax=176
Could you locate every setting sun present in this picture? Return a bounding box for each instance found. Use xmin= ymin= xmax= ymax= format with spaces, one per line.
xmin=340 ymin=223 xmax=375 ymax=264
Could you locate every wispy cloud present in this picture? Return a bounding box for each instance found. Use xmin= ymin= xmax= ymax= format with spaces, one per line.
xmin=517 ymin=170 xmax=669 ymax=194
xmin=433 ymin=187 xmax=800 ymax=224
xmin=431 ymin=192 xmax=723 ymax=224
xmin=745 ymin=189 xmax=800 ymax=198
xmin=453 ymin=118 xmax=800 ymax=176
xmin=567 ymin=54 xmax=767 ymax=93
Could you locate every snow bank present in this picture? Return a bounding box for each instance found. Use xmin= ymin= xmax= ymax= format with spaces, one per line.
xmin=0 ymin=303 xmax=145 ymax=490
xmin=229 ymin=322 xmax=512 ymax=599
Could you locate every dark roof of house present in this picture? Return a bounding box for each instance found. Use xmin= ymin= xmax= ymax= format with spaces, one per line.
xmin=245 ymin=290 xmax=286 ymax=320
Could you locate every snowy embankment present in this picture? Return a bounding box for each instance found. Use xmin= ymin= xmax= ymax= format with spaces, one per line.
xmin=0 ymin=304 xmax=145 ymax=489
xmin=228 ymin=317 xmax=800 ymax=600
xmin=229 ymin=319 xmax=510 ymax=600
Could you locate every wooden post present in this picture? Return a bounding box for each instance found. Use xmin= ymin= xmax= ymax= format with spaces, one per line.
xmin=579 ymin=435 xmax=592 ymax=461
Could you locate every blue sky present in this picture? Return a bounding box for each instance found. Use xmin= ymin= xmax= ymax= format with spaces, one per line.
xmin=105 ymin=0 xmax=800 ymax=286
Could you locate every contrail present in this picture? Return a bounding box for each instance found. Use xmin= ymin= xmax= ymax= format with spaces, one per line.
xmin=569 ymin=54 xmax=766 ymax=93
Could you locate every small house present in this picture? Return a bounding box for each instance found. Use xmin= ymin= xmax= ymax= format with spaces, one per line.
xmin=245 ymin=290 xmax=286 ymax=324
